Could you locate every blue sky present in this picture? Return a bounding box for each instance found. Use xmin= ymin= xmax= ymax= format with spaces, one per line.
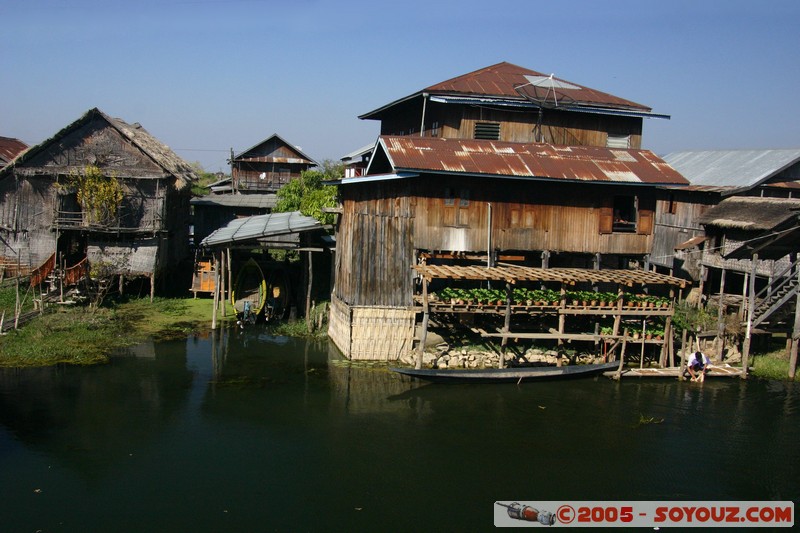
xmin=2 ymin=0 xmax=798 ymax=172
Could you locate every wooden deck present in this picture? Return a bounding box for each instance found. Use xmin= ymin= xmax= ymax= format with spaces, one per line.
xmin=604 ymin=363 xmax=744 ymax=379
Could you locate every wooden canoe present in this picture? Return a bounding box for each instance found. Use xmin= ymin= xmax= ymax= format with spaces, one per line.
xmin=390 ymin=361 xmax=620 ymax=383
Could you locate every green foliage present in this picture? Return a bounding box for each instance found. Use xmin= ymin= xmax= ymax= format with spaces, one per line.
xmin=274 ymin=164 xmax=340 ymax=225
xmin=188 ymin=161 xmax=226 ymax=196
xmin=62 ymin=165 xmax=124 ymax=225
xmin=672 ymin=300 xmax=719 ymax=334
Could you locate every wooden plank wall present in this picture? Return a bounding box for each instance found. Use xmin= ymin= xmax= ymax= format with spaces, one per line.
xmin=412 ymin=178 xmax=655 ymax=255
xmin=380 ymin=102 xmax=643 ymax=149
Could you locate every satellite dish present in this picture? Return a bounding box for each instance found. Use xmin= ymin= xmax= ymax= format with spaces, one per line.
xmin=513 ymin=74 xmax=579 ymax=142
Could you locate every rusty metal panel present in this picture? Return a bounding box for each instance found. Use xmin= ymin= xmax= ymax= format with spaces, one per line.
xmin=376 ymin=136 xmax=687 ymax=185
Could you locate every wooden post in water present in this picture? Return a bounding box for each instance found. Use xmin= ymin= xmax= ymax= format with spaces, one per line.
xmin=788 ymin=267 xmax=800 ymax=380
xmin=742 ymin=253 xmax=758 ymax=379
xmin=211 ymin=257 xmax=219 ymax=330
xmin=679 ymin=328 xmax=688 ymax=380
xmin=716 ymin=268 xmax=726 ymax=357
xmin=615 ymin=328 xmax=629 ymax=380
xmin=220 ymin=249 xmax=227 ymax=318
xmin=306 ymin=251 xmax=313 ymax=334
xmin=416 ymin=278 xmax=429 ymax=370
xmin=501 ymin=282 xmax=512 ymax=355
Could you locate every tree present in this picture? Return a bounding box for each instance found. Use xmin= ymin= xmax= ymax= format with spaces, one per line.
xmin=274 ymin=160 xmax=340 ymax=225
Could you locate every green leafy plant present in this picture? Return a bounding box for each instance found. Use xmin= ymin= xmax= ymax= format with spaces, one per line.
xmin=61 ymin=165 xmax=124 ymax=226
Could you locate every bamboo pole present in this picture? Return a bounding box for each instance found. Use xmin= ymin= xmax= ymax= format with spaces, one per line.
xmin=716 ymin=267 xmax=726 ymax=357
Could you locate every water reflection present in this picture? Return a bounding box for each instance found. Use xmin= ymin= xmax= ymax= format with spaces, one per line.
xmin=1 ymin=327 xmax=798 ymax=531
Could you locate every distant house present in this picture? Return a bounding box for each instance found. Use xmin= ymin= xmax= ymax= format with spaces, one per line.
xmin=654 ymin=149 xmax=800 ymax=283
xmin=0 ymin=136 xmax=28 ymax=167
xmin=340 ymin=144 xmax=373 ymax=179
xmin=190 ymin=193 xmax=277 ymax=247
xmin=230 ymin=134 xmax=317 ymax=193
xmin=330 ymin=62 xmax=686 ymax=360
xmin=0 ymin=108 xmax=197 ymax=292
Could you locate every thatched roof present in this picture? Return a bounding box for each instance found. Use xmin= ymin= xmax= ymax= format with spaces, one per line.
xmin=0 ymin=108 xmax=198 ymax=189
xmin=698 ymin=196 xmax=800 ymax=231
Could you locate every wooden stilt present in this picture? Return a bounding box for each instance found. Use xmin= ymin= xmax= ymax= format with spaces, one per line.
xmin=416 ymin=278 xmax=430 ymax=370
xmin=615 ymin=328 xmax=629 ymax=380
xmin=716 ymin=268 xmax=726 ymax=357
xmin=500 ymin=282 xmax=512 ymax=356
xmin=788 ymin=268 xmax=800 ymax=380
xmin=220 ymin=249 xmax=227 ymax=318
xmin=742 ymin=254 xmax=758 ymax=379
xmin=211 ymin=259 xmax=219 ymax=330
xmin=306 ymin=251 xmax=313 ymax=333
xmin=679 ymin=328 xmax=688 ymax=380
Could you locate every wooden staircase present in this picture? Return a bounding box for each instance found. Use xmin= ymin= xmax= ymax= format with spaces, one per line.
xmin=751 ymin=257 xmax=800 ymax=328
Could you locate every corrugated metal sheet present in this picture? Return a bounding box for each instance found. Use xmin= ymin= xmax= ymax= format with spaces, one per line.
xmin=663 ymin=149 xmax=800 ymax=189
xmin=190 ymin=193 xmax=277 ymax=209
xmin=200 ymin=211 xmax=321 ymax=247
xmin=0 ymin=136 xmax=28 ymax=164
xmin=366 ymin=136 xmax=687 ymax=185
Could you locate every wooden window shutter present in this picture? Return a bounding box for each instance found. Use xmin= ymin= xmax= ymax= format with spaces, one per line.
xmin=637 ymin=209 xmax=654 ymax=235
xmin=599 ymin=202 xmax=613 ymax=234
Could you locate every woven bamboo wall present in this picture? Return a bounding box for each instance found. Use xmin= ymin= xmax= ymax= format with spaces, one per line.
xmin=328 ymin=295 xmax=353 ymax=358
xmin=349 ymin=306 xmax=416 ymax=361
xmin=328 ymin=295 xmax=416 ymax=361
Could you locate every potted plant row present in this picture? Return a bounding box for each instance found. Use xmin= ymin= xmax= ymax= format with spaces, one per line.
xmin=429 ymin=287 xmax=671 ymax=309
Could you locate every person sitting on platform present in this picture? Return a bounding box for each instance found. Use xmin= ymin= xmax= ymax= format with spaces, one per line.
xmin=687 ymin=351 xmax=711 ymax=382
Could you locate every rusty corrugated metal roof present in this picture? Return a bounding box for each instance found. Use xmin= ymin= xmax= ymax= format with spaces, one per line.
xmin=426 ymin=62 xmax=650 ymax=111
xmin=369 ymin=136 xmax=688 ymax=185
xmin=360 ymin=62 xmax=658 ymax=120
xmin=0 ymin=136 xmax=28 ymax=165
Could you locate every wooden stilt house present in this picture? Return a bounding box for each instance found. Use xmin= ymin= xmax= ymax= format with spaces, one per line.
xmin=0 ymin=108 xmax=197 ymax=293
xmin=330 ymin=62 xmax=688 ymax=361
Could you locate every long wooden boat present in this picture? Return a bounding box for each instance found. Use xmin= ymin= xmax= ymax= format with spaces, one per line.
xmin=390 ymin=361 xmax=620 ymax=383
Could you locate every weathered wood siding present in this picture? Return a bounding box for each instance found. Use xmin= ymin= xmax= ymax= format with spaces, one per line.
xmin=335 ymin=176 xmax=659 ymax=306
xmin=651 ymin=190 xmax=714 ymax=270
xmin=333 ymin=180 xmax=416 ymax=307
xmin=379 ymin=101 xmax=643 ymax=149
xmin=412 ymin=177 xmax=655 ymax=254
xmin=0 ymin=115 xmax=190 ymax=276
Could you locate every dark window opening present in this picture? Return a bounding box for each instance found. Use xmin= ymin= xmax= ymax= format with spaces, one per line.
xmin=613 ymin=196 xmax=637 ymax=233
xmin=667 ymin=194 xmax=677 ymax=214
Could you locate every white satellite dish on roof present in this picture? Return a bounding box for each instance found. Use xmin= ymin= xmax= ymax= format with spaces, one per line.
xmin=514 ymin=73 xmax=580 ymax=142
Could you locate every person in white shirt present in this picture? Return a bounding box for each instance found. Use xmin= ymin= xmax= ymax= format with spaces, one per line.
xmin=687 ymin=351 xmax=711 ymax=382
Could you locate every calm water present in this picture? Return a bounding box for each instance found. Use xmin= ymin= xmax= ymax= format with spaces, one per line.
xmin=1 ymin=327 xmax=798 ymax=532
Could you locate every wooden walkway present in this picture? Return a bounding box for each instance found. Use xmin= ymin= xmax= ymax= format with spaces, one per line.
xmin=604 ymin=363 xmax=744 ymax=379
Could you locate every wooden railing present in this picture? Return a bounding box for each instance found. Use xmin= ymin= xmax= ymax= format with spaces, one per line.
xmin=29 ymin=253 xmax=56 ymax=287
